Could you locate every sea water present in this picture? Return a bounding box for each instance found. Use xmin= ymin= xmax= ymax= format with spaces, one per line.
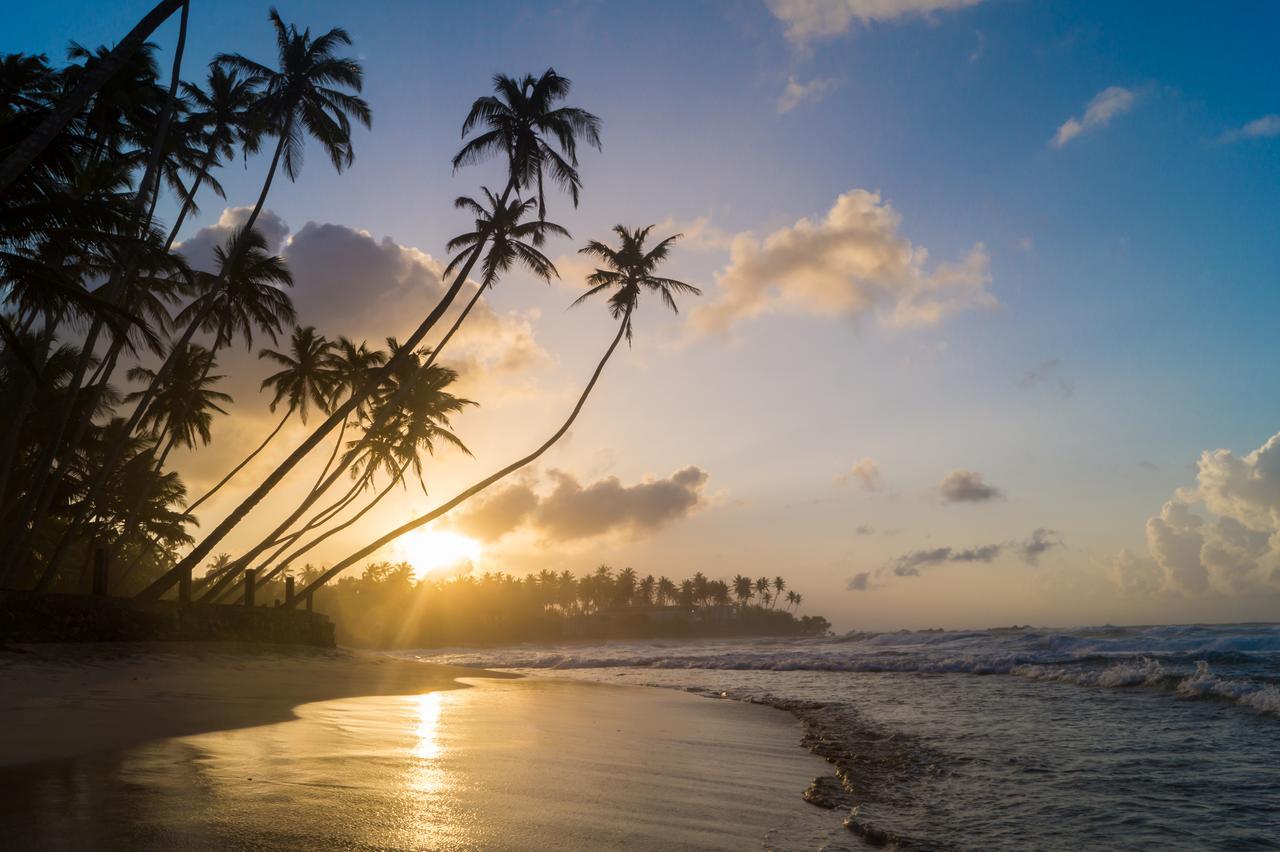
xmin=410 ymin=623 xmax=1280 ymax=850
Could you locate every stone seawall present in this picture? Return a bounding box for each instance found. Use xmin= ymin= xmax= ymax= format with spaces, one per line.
xmin=0 ymin=592 xmax=335 ymax=647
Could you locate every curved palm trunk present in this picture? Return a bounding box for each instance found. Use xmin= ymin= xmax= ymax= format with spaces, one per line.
xmin=193 ymin=253 xmax=495 ymax=595
xmin=185 ymin=409 xmax=290 ymax=514
xmin=287 ymin=309 xmax=630 ymax=606
xmin=139 ymin=179 xmax=519 ymax=601
xmin=0 ymin=0 xmax=186 ymax=193
xmin=231 ymin=461 xmax=410 ymax=604
xmin=200 ymin=472 xmax=368 ymax=603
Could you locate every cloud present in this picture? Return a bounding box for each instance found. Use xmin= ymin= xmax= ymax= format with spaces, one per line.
xmin=886 ymin=528 xmax=1059 ymax=580
xmin=847 ymin=571 xmax=873 ymax=591
xmin=1111 ymin=432 xmax=1280 ymax=596
xmin=938 ymin=469 xmax=1002 ymax=503
xmin=1052 ymin=86 xmax=1135 ymax=148
xmin=1109 ymin=549 xmax=1164 ymax=595
xmin=892 ymin=542 xmax=1002 ymax=576
xmin=1017 ymin=359 xmax=1074 ymax=397
xmin=1219 ymin=114 xmax=1280 ymax=143
xmin=855 ymin=524 xmax=874 ymax=535
xmin=842 ymin=457 xmax=883 ymax=491
xmin=766 ymin=0 xmax=985 ymax=44
xmin=1020 ymin=527 xmax=1063 ymax=564
xmin=177 ymin=207 xmax=546 ymax=390
xmin=690 ymin=190 xmax=994 ymax=336
xmin=452 ymin=466 xmax=710 ymax=543
xmin=777 ymin=75 xmax=838 ymax=113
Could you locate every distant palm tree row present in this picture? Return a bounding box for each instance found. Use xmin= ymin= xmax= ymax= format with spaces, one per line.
xmin=290 ymin=561 xmax=823 ymax=649
xmin=0 ymin=5 xmax=706 ymax=605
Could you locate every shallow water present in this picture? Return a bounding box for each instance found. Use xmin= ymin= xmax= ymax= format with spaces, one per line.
xmin=412 ymin=623 xmax=1280 ymax=850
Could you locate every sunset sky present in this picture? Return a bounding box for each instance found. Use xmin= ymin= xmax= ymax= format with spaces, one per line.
xmin=9 ymin=0 xmax=1280 ymax=630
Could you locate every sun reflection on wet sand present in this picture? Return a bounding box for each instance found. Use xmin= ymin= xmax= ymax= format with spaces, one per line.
xmin=413 ymin=691 xmax=444 ymax=760
xmin=0 ymin=680 xmax=831 ymax=850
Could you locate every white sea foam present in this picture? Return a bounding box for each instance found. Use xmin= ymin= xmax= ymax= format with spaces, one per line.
xmin=412 ymin=623 xmax=1280 ymax=718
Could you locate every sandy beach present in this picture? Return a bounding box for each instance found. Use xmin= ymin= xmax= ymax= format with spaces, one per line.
xmin=0 ymin=644 xmax=834 ymax=850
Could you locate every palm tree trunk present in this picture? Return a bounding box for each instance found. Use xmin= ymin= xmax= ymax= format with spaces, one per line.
xmin=20 ymin=6 xmax=192 ymax=586
xmin=232 ymin=461 xmax=410 ymax=603
xmin=198 ymin=247 xmax=495 ymax=592
xmin=287 ymin=308 xmax=631 ymax=605
xmin=0 ymin=0 xmax=186 ymax=193
xmin=200 ymin=472 xmax=369 ymax=602
xmin=139 ymin=179 xmax=520 ymax=601
xmin=185 ymin=409 xmax=290 ymax=514
xmin=41 ymin=129 xmax=294 ymax=586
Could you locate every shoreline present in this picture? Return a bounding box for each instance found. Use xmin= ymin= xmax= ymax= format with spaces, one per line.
xmin=0 ymin=644 xmax=838 ymax=850
xmin=0 ymin=641 xmax=515 ymax=768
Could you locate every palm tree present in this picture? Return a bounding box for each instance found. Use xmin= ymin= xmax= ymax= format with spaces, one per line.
xmin=108 ymin=9 xmax=367 ymax=573
xmin=614 ymin=566 xmax=637 ymax=607
xmin=656 ymin=576 xmax=677 ymax=607
xmin=572 ymin=225 xmax=701 ymax=341
xmin=772 ymin=576 xmax=785 ymax=609
xmin=452 ymin=68 xmax=601 ymax=218
xmin=192 ymin=199 xmax=563 ymax=597
xmin=229 ymin=359 xmax=474 ymax=603
xmin=38 ymin=226 xmax=294 ymax=579
xmin=733 ymin=574 xmax=753 ymax=609
xmin=213 ymin=8 xmax=370 ymax=252
xmin=0 ymin=0 xmax=188 ymax=192
xmin=144 ymin=68 xmax=598 ymax=599
xmin=638 ymin=574 xmax=656 ymax=607
xmin=755 ymin=576 xmax=771 ymax=608
xmin=125 ymin=344 xmax=230 ymax=463
xmin=288 ymin=226 xmax=697 ymax=604
xmin=185 ymin=324 xmax=328 ymax=514
xmin=785 ymin=590 xmax=801 ymax=611
xmin=164 ymin=66 xmax=263 ymax=247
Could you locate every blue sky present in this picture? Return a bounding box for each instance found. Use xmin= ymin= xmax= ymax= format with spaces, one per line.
xmin=8 ymin=1 xmax=1280 ymax=628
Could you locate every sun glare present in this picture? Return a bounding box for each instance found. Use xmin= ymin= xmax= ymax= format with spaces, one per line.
xmin=395 ymin=530 xmax=482 ymax=579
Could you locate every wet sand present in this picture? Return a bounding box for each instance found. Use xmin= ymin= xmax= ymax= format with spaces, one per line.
xmin=0 ymin=646 xmax=836 ymax=850
xmin=0 ymin=642 xmax=509 ymax=767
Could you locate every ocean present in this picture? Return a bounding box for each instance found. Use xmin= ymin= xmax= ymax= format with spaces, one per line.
xmin=410 ymin=623 xmax=1280 ymax=850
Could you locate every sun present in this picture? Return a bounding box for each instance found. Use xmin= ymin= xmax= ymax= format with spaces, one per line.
xmin=394 ymin=529 xmax=482 ymax=579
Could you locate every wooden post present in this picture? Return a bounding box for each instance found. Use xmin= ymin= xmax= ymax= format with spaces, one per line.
xmin=285 ymin=576 xmax=295 ymax=606
xmin=178 ymin=565 xmax=191 ymax=603
xmin=91 ymin=548 xmax=109 ymax=596
xmin=244 ymin=568 xmax=256 ymax=607
xmin=305 ymin=592 xmax=313 ymax=612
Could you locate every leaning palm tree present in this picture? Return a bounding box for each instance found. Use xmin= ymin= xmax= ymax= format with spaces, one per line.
xmin=188 ymin=200 xmax=564 ymax=598
xmin=288 ymin=226 xmax=699 ymax=603
xmin=39 ymin=227 xmax=293 ymax=578
xmin=185 ymin=324 xmax=329 ymax=514
xmin=228 ymin=360 xmax=475 ymax=603
xmin=0 ymin=0 xmax=188 ymax=192
xmin=142 ymin=68 xmax=599 ymax=599
xmin=772 ymin=576 xmax=786 ymax=609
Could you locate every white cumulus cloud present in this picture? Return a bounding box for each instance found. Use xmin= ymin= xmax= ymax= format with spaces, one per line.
xmin=689 ymin=190 xmax=994 ymax=336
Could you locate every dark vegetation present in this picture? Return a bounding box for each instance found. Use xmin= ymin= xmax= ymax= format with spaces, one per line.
xmin=0 ymin=3 xmax=827 ymax=643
